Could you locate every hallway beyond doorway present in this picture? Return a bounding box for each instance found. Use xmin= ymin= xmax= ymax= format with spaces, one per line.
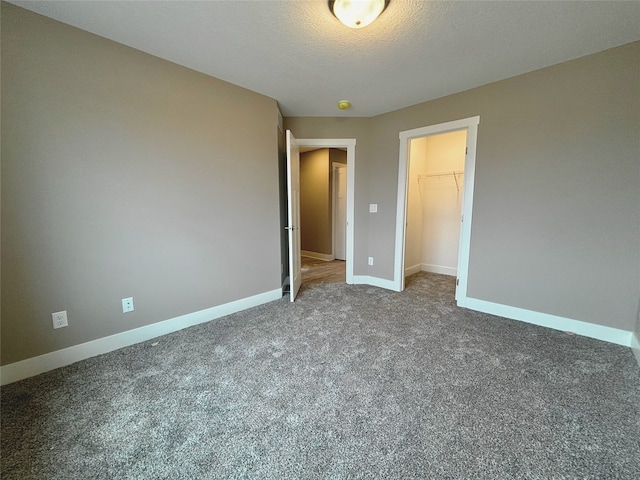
xmin=301 ymin=256 xmax=345 ymax=285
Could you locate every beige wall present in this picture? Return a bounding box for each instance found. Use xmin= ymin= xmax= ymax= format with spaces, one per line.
xmin=300 ymin=149 xmax=331 ymax=255
xmin=1 ymin=5 xmax=281 ymax=365
xmin=287 ymin=41 xmax=640 ymax=332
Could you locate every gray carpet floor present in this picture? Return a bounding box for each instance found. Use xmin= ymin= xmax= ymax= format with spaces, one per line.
xmin=2 ymin=272 xmax=639 ymax=479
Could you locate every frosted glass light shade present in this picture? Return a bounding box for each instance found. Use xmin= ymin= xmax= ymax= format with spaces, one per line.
xmin=331 ymin=0 xmax=387 ymax=29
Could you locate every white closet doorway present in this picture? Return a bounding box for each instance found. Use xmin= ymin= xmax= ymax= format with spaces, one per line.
xmin=393 ymin=116 xmax=480 ymax=305
xmin=405 ymin=130 xmax=467 ymax=278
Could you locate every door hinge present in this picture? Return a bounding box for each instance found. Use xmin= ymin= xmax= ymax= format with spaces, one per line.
xmin=461 ymin=214 xmax=464 ymax=223
xmin=456 ymin=278 xmax=459 ymax=286
xmin=465 ymin=147 xmax=468 ymax=154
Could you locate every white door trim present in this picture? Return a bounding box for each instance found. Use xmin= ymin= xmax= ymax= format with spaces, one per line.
xmin=332 ymin=162 xmax=347 ymax=261
xmin=393 ymin=116 xmax=480 ymax=306
xmin=297 ymin=139 xmax=356 ymax=284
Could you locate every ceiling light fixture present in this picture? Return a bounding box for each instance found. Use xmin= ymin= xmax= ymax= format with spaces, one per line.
xmin=329 ymin=0 xmax=389 ymax=29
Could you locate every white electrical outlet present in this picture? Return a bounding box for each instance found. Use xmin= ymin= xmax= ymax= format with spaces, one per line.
xmin=368 ymin=257 xmax=374 ymax=266
xmin=52 ymin=310 xmax=68 ymax=329
xmin=122 ymin=297 xmax=134 ymax=313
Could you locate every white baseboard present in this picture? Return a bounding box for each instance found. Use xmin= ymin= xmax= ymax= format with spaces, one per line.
xmin=421 ymin=263 xmax=457 ymax=277
xmin=405 ymin=264 xmax=457 ymax=278
xmin=464 ymin=297 xmax=633 ymax=347
xmin=631 ymin=332 xmax=640 ymax=368
xmin=353 ymin=275 xmax=398 ymax=291
xmin=404 ymin=264 xmax=422 ymax=277
xmin=0 ymin=288 xmax=283 ymax=386
xmin=301 ymin=250 xmax=334 ymax=262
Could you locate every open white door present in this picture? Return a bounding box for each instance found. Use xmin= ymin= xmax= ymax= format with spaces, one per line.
xmin=286 ymin=130 xmax=301 ymax=302
xmin=333 ymin=164 xmax=347 ymax=261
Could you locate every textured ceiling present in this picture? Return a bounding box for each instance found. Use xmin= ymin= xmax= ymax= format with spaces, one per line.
xmin=9 ymin=0 xmax=640 ymax=117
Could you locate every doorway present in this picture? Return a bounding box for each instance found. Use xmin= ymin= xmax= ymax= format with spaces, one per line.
xmin=297 ymin=139 xmax=355 ymax=285
xmin=298 ymin=148 xmax=346 ymax=262
xmin=393 ymin=116 xmax=480 ymax=306
xmin=285 ymin=136 xmax=356 ymax=300
xmin=298 ymin=148 xmax=348 ymax=285
xmin=404 ymin=130 xmax=467 ymax=277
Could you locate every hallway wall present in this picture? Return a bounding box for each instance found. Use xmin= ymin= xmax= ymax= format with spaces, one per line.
xmin=300 ymin=149 xmax=332 ymax=255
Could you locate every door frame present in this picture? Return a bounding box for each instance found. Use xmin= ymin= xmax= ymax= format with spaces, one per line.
xmin=332 ymin=162 xmax=347 ymax=261
xmin=297 ymin=138 xmax=356 ymax=284
xmin=392 ymin=116 xmax=479 ymax=305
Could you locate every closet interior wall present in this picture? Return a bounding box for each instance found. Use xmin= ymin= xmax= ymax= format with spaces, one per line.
xmin=405 ymin=130 xmax=467 ymax=277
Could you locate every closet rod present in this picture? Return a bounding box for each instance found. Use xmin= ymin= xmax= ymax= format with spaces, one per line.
xmin=417 ymin=170 xmax=464 ymax=179
xmin=418 ymin=171 xmax=464 ymax=192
